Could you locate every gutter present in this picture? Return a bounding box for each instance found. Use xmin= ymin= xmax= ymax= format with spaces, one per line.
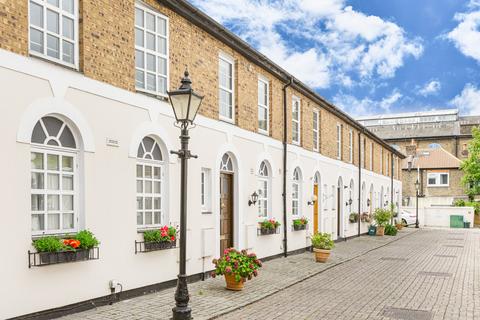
xmin=282 ymin=77 xmax=293 ymax=257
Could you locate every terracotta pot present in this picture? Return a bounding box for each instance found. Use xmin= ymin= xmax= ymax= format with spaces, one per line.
xmin=224 ymin=273 xmax=245 ymax=291
xmin=395 ymin=223 xmax=403 ymax=230
xmin=376 ymin=226 xmax=385 ymax=236
xmin=313 ymin=248 xmax=331 ymax=263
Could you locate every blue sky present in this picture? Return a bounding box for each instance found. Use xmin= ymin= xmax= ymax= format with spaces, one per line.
xmin=189 ymin=0 xmax=480 ymax=117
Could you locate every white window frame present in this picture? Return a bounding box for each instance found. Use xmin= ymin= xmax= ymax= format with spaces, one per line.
xmin=292 ymin=168 xmax=302 ymax=216
xmin=31 ymin=146 xmax=78 ymax=236
xmin=427 ymin=172 xmax=449 ymax=187
xmin=28 ymin=0 xmax=79 ymax=69
xmin=257 ymin=76 xmax=269 ymax=135
xmin=134 ymin=3 xmax=169 ymax=97
xmin=257 ymin=161 xmax=270 ymax=219
xmin=292 ymin=96 xmax=301 ymax=145
xmin=313 ymin=109 xmax=320 ymax=152
xmin=336 ymin=123 xmax=342 ymax=160
xmin=219 ymin=53 xmax=235 ymax=123
xmin=201 ymin=168 xmax=212 ymax=213
xmin=348 ymin=129 xmax=353 ymax=163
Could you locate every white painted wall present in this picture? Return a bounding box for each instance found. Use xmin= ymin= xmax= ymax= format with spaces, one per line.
xmin=0 ymin=49 xmax=401 ymax=318
xmin=402 ymin=206 xmax=474 ymax=228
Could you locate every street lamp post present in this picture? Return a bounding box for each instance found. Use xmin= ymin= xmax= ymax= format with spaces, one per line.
xmin=168 ymin=70 xmax=204 ymax=320
xmin=415 ymin=179 xmax=420 ymax=229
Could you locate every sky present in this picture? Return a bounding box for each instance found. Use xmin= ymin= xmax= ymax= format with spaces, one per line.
xmin=188 ymin=0 xmax=480 ymax=117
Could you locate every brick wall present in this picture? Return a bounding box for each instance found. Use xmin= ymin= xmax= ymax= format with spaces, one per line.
xmin=402 ymin=169 xmax=465 ymax=199
xmin=0 ymin=0 xmax=397 ymax=177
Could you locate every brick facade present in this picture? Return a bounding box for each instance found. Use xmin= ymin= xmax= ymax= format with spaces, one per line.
xmin=0 ymin=0 xmax=398 ymax=177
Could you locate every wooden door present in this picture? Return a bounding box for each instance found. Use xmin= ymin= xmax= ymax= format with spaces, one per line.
xmin=313 ymin=184 xmax=319 ymax=233
xmin=220 ymin=173 xmax=233 ymax=255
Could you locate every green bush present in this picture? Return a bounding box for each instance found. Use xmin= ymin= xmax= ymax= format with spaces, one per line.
xmin=33 ymin=236 xmax=65 ymax=253
xmin=384 ymin=224 xmax=397 ymax=236
xmin=373 ymin=208 xmax=391 ymax=227
xmin=453 ymin=199 xmax=466 ymax=207
xmin=143 ymin=226 xmax=176 ymax=242
xmin=454 ymin=199 xmax=480 ymax=215
xmin=75 ymin=230 xmax=99 ymax=250
xmin=311 ymin=232 xmax=334 ymax=250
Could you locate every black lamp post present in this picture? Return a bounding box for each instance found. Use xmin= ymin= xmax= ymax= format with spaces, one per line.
xmin=415 ymin=179 xmax=420 ymax=229
xmin=168 ymin=70 xmax=204 ymax=320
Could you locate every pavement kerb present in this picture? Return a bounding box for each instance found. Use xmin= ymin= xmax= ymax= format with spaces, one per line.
xmin=208 ymin=228 xmax=420 ymax=320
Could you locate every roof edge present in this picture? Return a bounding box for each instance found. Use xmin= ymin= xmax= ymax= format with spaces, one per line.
xmin=158 ymin=0 xmax=405 ymax=159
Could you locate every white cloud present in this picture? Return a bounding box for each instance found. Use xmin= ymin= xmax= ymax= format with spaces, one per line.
xmin=446 ymin=10 xmax=480 ymax=62
xmin=417 ymin=80 xmax=441 ymax=96
xmin=332 ymin=90 xmax=402 ymax=117
xmin=450 ymin=84 xmax=480 ymax=115
xmin=190 ymin=0 xmax=423 ymax=89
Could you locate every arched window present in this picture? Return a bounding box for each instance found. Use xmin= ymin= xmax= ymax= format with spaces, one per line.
xmin=428 ymin=143 xmax=441 ymax=149
xmin=31 ymin=116 xmax=77 ymax=235
xmin=136 ymin=136 xmax=164 ymax=228
xmin=292 ymin=167 xmax=302 ymax=216
xmin=220 ymin=153 xmax=233 ymax=172
xmin=257 ymin=161 xmax=269 ymax=218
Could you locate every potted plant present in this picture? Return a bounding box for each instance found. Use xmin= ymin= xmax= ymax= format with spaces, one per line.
xmin=395 ymin=219 xmax=403 ymax=230
xmin=311 ymin=232 xmax=334 ymax=263
xmin=143 ymin=226 xmax=177 ymax=251
xmin=360 ymin=213 xmax=372 ymax=223
xmin=384 ymin=224 xmax=398 ymax=236
xmin=373 ymin=208 xmax=391 ymax=236
xmin=293 ymin=217 xmax=308 ymax=231
xmin=211 ymin=248 xmax=262 ymax=291
xmin=349 ymin=213 xmax=359 ymax=223
xmin=32 ymin=230 xmax=99 ymax=265
xmin=259 ymin=219 xmax=280 ymax=235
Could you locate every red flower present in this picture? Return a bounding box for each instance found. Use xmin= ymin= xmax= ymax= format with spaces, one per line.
xmin=170 ymin=236 xmax=175 ymax=241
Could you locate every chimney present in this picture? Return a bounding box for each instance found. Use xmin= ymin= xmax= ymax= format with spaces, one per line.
xmin=405 ymin=139 xmax=417 ymax=156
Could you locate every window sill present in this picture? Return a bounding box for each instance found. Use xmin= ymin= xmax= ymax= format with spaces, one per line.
xmin=219 ymin=116 xmax=235 ymax=125
xmin=258 ymin=129 xmax=269 ymax=136
xmin=32 ymin=231 xmax=78 ymax=240
xmin=29 ymin=51 xmax=78 ymax=71
xmin=135 ymin=88 xmax=169 ymax=101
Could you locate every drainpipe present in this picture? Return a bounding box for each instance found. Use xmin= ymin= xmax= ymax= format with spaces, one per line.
xmin=282 ymin=77 xmax=293 ymax=257
xmin=358 ymin=132 xmax=362 ymax=237
xmin=390 ymin=153 xmax=394 ymax=225
xmin=455 ymin=136 xmax=459 ymax=157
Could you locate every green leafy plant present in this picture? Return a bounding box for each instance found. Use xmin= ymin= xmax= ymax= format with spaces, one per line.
xmin=349 ymin=213 xmax=359 ymax=223
xmin=143 ymin=226 xmax=177 ymax=242
xmin=460 ymin=127 xmax=480 ymax=200
xmin=311 ymin=232 xmax=334 ymax=250
xmin=453 ymin=199 xmax=466 ymax=207
xmin=212 ymin=248 xmax=262 ymax=282
xmin=454 ymin=199 xmax=480 ymax=216
xmin=75 ymin=230 xmax=99 ymax=250
xmin=32 ymin=236 xmax=65 ymax=253
xmin=384 ymin=224 xmax=398 ymax=236
xmin=259 ymin=218 xmax=280 ymax=230
xmin=293 ymin=217 xmax=308 ymax=226
xmin=373 ymin=208 xmax=392 ymax=227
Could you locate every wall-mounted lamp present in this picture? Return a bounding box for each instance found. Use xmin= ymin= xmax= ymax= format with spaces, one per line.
xmin=367 ymin=199 xmax=371 ymax=207
xmin=384 ymin=200 xmax=389 ymax=207
xmin=343 ymin=185 xmax=348 ymax=189
xmin=346 ymin=198 xmax=353 ymax=206
xmin=307 ymin=195 xmax=318 ymax=206
xmin=248 ymin=191 xmax=259 ymax=206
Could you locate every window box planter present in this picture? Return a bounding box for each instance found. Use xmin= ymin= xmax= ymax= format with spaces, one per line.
xmin=135 ymin=240 xmax=177 ymax=253
xmin=258 ymin=227 xmax=279 ymax=235
xmin=29 ymin=247 xmax=99 ymax=267
xmin=293 ymin=224 xmax=307 ymax=231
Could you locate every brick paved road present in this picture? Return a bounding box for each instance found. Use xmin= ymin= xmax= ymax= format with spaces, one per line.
xmin=217 ymin=228 xmax=480 ymax=320
xmin=61 ymin=228 xmax=480 ymax=320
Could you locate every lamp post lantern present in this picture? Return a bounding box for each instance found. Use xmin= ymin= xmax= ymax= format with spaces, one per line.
xmin=415 ymin=179 xmax=420 ymax=229
xmin=168 ymin=70 xmax=204 ymax=320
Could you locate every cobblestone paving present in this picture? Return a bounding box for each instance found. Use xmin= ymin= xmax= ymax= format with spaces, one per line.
xmin=60 ymin=228 xmax=480 ymax=320
xmin=218 ymin=228 xmax=480 ymax=320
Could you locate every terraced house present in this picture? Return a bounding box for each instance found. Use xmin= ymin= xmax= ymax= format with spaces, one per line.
xmin=0 ymin=0 xmax=403 ymax=318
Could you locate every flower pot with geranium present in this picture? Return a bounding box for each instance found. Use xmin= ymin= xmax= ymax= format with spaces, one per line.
xmin=211 ymin=248 xmax=262 ymax=291
xmin=293 ymin=217 xmax=308 ymax=231
xmin=349 ymin=213 xmax=359 ymax=223
xmin=143 ymin=226 xmax=177 ymax=251
xmin=259 ymin=218 xmax=280 ymax=235
xmin=311 ymin=232 xmax=334 ymax=263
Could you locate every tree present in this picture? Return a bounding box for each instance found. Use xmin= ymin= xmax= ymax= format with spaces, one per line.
xmin=460 ymin=127 xmax=480 ymax=200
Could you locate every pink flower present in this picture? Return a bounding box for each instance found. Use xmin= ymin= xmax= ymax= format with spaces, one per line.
xmin=234 ymin=261 xmax=239 ymax=269
xmin=224 ymin=249 xmax=229 ymax=255
xmin=253 ymin=270 xmax=258 ymax=277
xmin=225 ymin=267 xmax=232 ymax=274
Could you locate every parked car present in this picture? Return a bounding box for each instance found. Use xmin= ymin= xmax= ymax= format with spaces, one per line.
xmin=398 ymin=209 xmax=417 ymax=226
